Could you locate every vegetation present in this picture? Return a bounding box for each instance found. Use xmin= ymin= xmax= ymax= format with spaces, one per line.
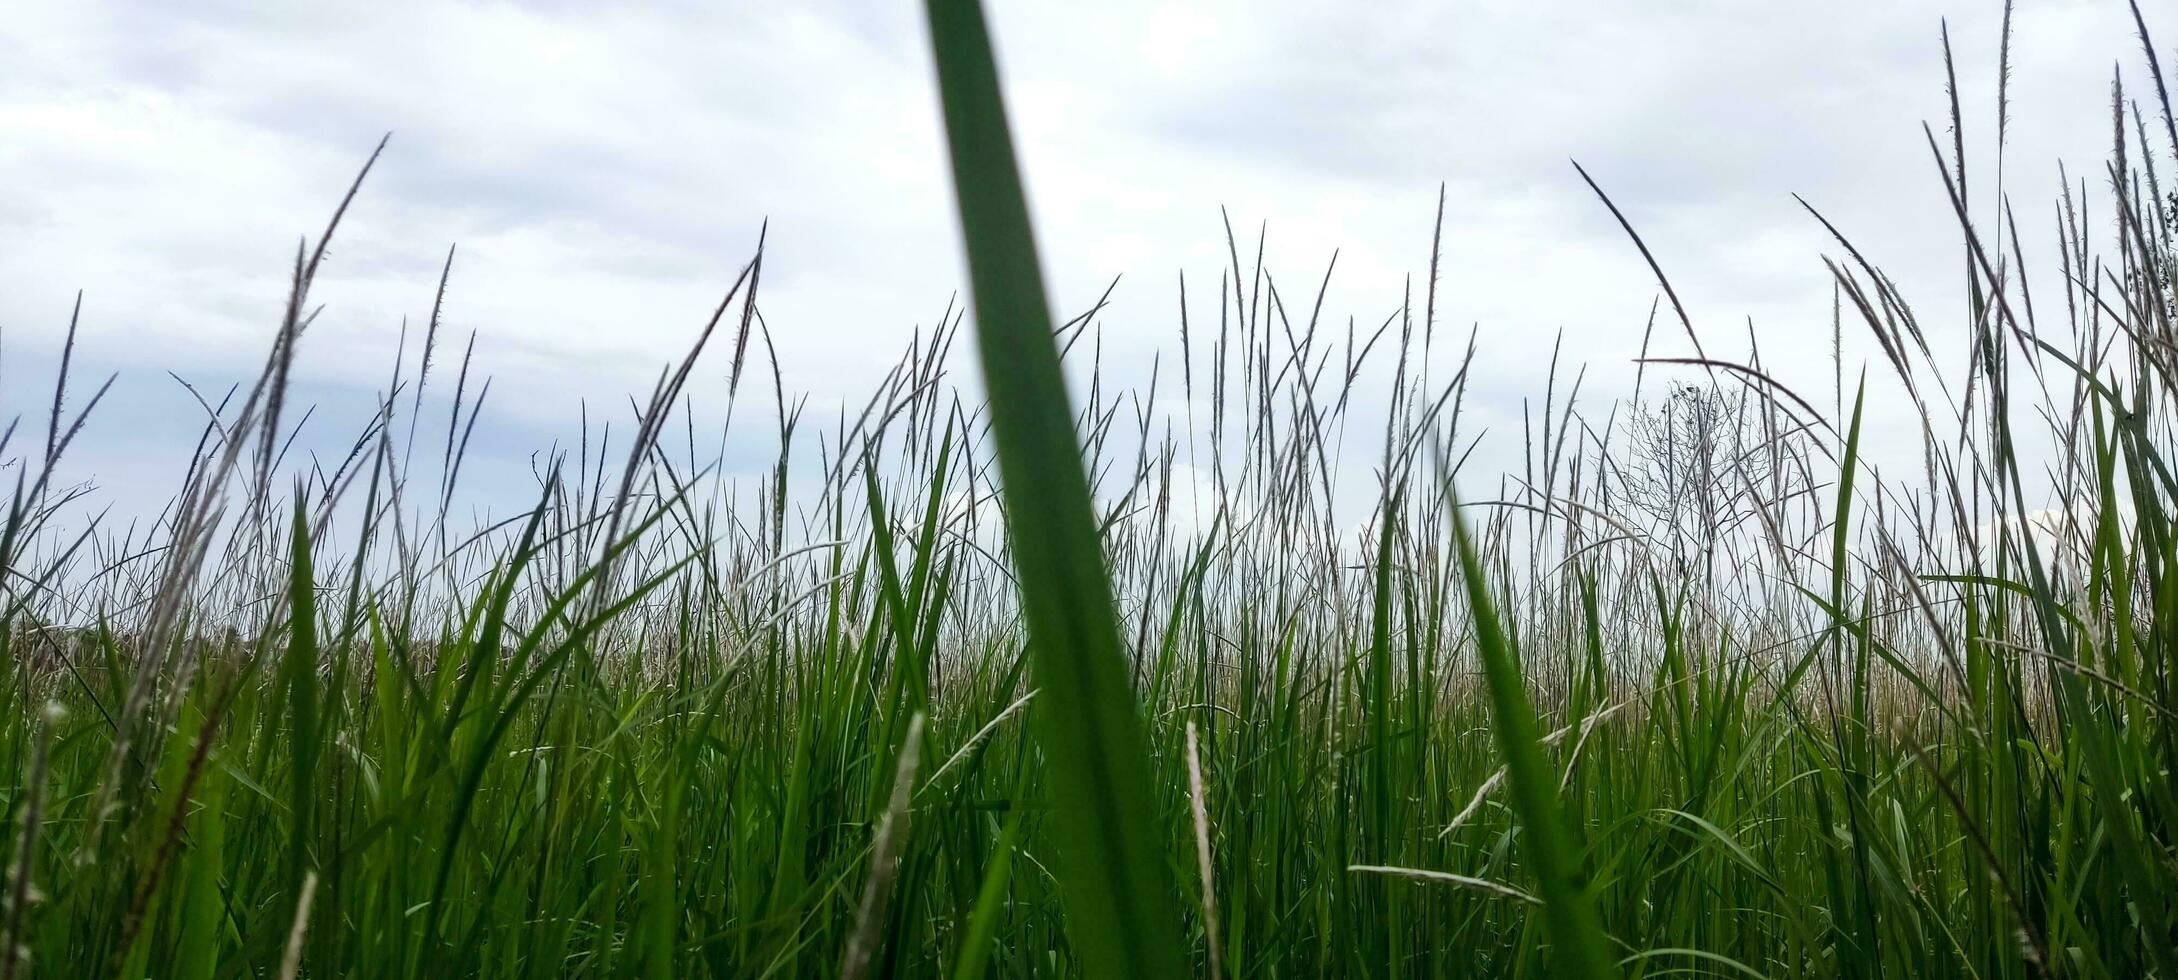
xmin=4 ymin=2 xmax=2178 ymax=976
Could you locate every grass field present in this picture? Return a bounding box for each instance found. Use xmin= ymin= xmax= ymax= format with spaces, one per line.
xmin=6 ymin=3 xmax=2178 ymax=977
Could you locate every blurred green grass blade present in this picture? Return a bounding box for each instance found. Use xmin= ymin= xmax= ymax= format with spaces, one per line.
xmin=1444 ymin=485 xmax=1617 ymax=980
xmin=281 ymin=495 xmax=321 ymax=899
xmin=918 ymin=2 xmax=1187 ymax=976
xmin=174 ymin=752 xmax=227 ymax=980
xmin=950 ymin=807 xmax=1025 ymax=980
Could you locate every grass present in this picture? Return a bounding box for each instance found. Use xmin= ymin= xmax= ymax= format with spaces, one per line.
xmin=923 ymin=1 xmax=1187 ymax=975
xmin=3 ymin=2 xmax=2178 ymax=977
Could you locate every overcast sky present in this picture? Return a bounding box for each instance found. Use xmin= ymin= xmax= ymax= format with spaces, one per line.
xmin=0 ymin=1 xmax=2159 ymax=525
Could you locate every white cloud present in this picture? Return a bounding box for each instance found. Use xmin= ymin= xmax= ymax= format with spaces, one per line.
xmin=0 ymin=0 xmax=2155 ymax=524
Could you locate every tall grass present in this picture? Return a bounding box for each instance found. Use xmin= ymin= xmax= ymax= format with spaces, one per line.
xmin=923 ymin=1 xmax=1188 ymax=975
xmin=3 ymin=6 xmax=2178 ymax=977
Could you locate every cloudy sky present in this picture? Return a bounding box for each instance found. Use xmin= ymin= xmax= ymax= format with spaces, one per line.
xmin=0 ymin=1 xmax=2157 ymax=524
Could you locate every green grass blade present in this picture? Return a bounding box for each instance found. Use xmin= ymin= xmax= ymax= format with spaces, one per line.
xmin=918 ymin=2 xmax=1187 ymax=976
xmin=950 ymin=806 xmax=1026 ymax=980
xmin=1444 ymin=484 xmax=1617 ymax=980
xmin=280 ymin=495 xmax=322 ymax=901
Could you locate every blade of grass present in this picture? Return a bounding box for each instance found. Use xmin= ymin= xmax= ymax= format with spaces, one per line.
xmin=918 ymin=2 xmax=1188 ymax=977
xmin=1443 ymin=481 xmax=1617 ymax=980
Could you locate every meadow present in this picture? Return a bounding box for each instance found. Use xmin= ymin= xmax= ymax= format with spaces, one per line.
xmin=4 ymin=3 xmax=2178 ymax=977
